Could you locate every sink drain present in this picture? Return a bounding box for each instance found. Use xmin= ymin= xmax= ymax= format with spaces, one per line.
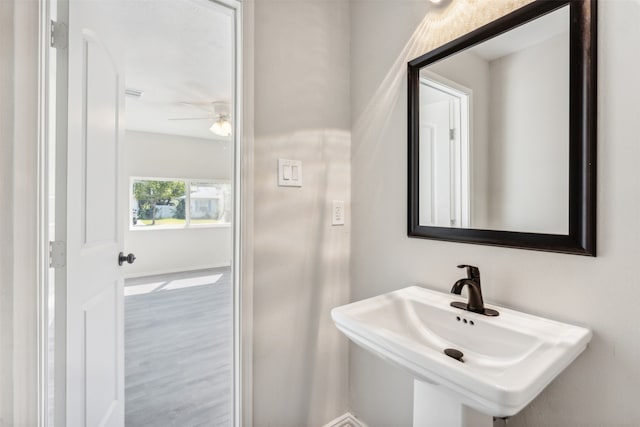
xmin=444 ymin=348 xmax=464 ymax=362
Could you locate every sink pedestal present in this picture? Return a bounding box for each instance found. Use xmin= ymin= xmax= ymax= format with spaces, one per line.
xmin=414 ymin=380 xmax=492 ymax=427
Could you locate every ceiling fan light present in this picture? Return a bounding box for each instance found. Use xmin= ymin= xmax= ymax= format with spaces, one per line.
xmin=209 ymin=117 xmax=232 ymax=137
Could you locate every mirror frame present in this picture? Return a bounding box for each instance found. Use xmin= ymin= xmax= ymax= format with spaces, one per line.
xmin=407 ymin=0 xmax=597 ymax=256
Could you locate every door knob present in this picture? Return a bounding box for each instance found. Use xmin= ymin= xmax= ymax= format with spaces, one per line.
xmin=118 ymin=252 xmax=136 ymax=266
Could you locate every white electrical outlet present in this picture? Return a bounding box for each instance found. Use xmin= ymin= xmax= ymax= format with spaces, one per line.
xmin=332 ymin=200 xmax=345 ymax=226
xmin=278 ymin=159 xmax=302 ymax=187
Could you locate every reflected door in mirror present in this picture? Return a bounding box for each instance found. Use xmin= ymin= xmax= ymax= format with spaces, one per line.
xmin=419 ymin=77 xmax=470 ymax=228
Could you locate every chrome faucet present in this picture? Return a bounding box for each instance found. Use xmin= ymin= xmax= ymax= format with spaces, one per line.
xmin=450 ymin=265 xmax=499 ymax=317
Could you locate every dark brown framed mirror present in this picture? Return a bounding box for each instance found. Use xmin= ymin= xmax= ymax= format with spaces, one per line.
xmin=407 ymin=0 xmax=596 ymax=256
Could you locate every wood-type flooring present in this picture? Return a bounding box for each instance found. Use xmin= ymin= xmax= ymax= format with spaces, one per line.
xmin=124 ymin=267 xmax=232 ymax=426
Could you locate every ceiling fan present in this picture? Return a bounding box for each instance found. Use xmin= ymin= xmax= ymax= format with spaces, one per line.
xmin=169 ymin=101 xmax=232 ymax=137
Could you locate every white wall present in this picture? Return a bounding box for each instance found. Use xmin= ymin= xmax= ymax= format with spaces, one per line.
xmin=351 ymin=1 xmax=640 ymax=426
xmin=487 ymin=32 xmax=569 ymax=234
xmin=253 ymin=0 xmax=351 ymax=425
xmin=123 ymin=130 xmax=232 ymax=277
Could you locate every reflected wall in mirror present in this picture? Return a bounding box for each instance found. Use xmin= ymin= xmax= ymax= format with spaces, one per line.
xmin=420 ymin=7 xmax=569 ymax=234
xmin=408 ymin=0 xmax=596 ymax=255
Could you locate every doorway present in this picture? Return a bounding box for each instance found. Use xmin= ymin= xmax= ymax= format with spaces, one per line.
xmin=44 ymin=0 xmax=244 ymax=425
xmin=418 ymin=74 xmax=471 ymax=228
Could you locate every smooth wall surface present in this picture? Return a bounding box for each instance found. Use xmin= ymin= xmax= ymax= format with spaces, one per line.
xmin=0 ymin=1 xmax=15 ymax=424
xmin=123 ymin=130 xmax=232 ymax=277
xmin=0 ymin=0 xmax=39 ymax=425
xmin=487 ymin=32 xmax=569 ymax=234
xmin=351 ymin=0 xmax=640 ymax=426
xmin=253 ymin=0 xmax=351 ymax=425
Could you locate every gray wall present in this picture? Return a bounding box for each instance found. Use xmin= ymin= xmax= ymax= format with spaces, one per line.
xmin=253 ymin=0 xmax=351 ymax=425
xmin=0 ymin=0 xmax=39 ymax=425
xmin=0 ymin=1 xmax=15 ymax=424
xmin=351 ymin=1 xmax=640 ymax=426
xmin=487 ymin=32 xmax=569 ymax=234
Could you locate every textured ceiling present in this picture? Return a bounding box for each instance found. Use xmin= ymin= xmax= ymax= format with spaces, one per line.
xmin=122 ymin=0 xmax=233 ymax=140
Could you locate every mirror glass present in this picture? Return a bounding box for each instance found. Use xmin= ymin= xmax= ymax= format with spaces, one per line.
xmin=408 ymin=0 xmax=596 ymax=255
xmin=418 ymin=5 xmax=569 ymax=234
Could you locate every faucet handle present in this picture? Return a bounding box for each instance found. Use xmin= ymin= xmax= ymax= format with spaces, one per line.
xmin=457 ymin=264 xmax=480 ymax=281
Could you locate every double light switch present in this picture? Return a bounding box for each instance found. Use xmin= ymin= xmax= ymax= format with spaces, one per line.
xmin=278 ymin=159 xmax=302 ymax=187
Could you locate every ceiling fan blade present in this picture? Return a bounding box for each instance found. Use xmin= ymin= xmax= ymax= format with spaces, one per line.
xmin=168 ymin=117 xmax=216 ymax=121
xmin=178 ymin=101 xmax=230 ymax=116
xmin=178 ymin=101 xmax=215 ymax=113
xmin=179 ymin=101 xmax=213 ymax=106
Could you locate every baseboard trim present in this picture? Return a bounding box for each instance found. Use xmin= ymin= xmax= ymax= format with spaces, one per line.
xmin=323 ymin=413 xmax=368 ymax=427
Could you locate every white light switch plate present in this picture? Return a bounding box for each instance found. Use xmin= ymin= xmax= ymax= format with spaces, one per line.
xmin=278 ymin=159 xmax=302 ymax=187
xmin=332 ymin=200 xmax=345 ymax=225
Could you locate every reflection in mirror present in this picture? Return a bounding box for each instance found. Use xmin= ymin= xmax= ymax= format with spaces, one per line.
xmin=418 ymin=72 xmax=471 ymax=229
xmin=407 ymin=0 xmax=596 ymax=255
xmin=418 ymin=6 xmax=569 ymax=234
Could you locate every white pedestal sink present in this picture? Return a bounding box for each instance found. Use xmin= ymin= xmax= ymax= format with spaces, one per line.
xmin=331 ymin=286 xmax=592 ymax=425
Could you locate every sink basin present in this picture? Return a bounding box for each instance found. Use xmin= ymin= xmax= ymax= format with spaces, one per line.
xmin=331 ymin=286 xmax=592 ymax=417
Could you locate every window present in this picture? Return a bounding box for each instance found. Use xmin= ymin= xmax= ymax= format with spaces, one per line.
xmin=189 ymin=181 xmax=231 ymax=225
xmin=131 ymin=178 xmax=231 ymax=229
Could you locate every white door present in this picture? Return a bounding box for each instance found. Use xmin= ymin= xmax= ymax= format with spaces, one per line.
xmin=63 ymin=0 xmax=126 ymax=425
xmin=420 ymin=99 xmax=452 ymax=226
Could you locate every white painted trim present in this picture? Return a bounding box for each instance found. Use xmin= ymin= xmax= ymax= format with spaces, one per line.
xmin=129 ymin=223 xmax=232 ymax=232
xmin=54 ymin=1 xmax=70 ymax=424
xmin=123 ymin=263 xmax=231 ymax=280
xmin=237 ymin=1 xmax=254 ymax=426
xmin=52 ymin=0 xmax=70 ymax=424
xmin=420 ymin=70 xmax=472 ymax=98
xmin=36 ymin=0 xmax=51 ymax=426
xmin=323 ymin=413 xmax=369 ymax=427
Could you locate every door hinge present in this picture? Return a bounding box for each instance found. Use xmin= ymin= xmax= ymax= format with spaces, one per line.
xmin=49 ymin=241 xmax=66 ymax=268
xmin=50 ymin=20 xmax=68 ymax=49
xmin=449 ymin=128 xmax=456 ymax=140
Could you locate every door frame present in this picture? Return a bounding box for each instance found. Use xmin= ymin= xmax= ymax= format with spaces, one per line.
xmin=37 ymin=0 xmax=253 ymax=425
xmin=419 ymin=71 xmax=472 ymax=228
xmin=36 ymin=0 xmax=53 ymax=426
